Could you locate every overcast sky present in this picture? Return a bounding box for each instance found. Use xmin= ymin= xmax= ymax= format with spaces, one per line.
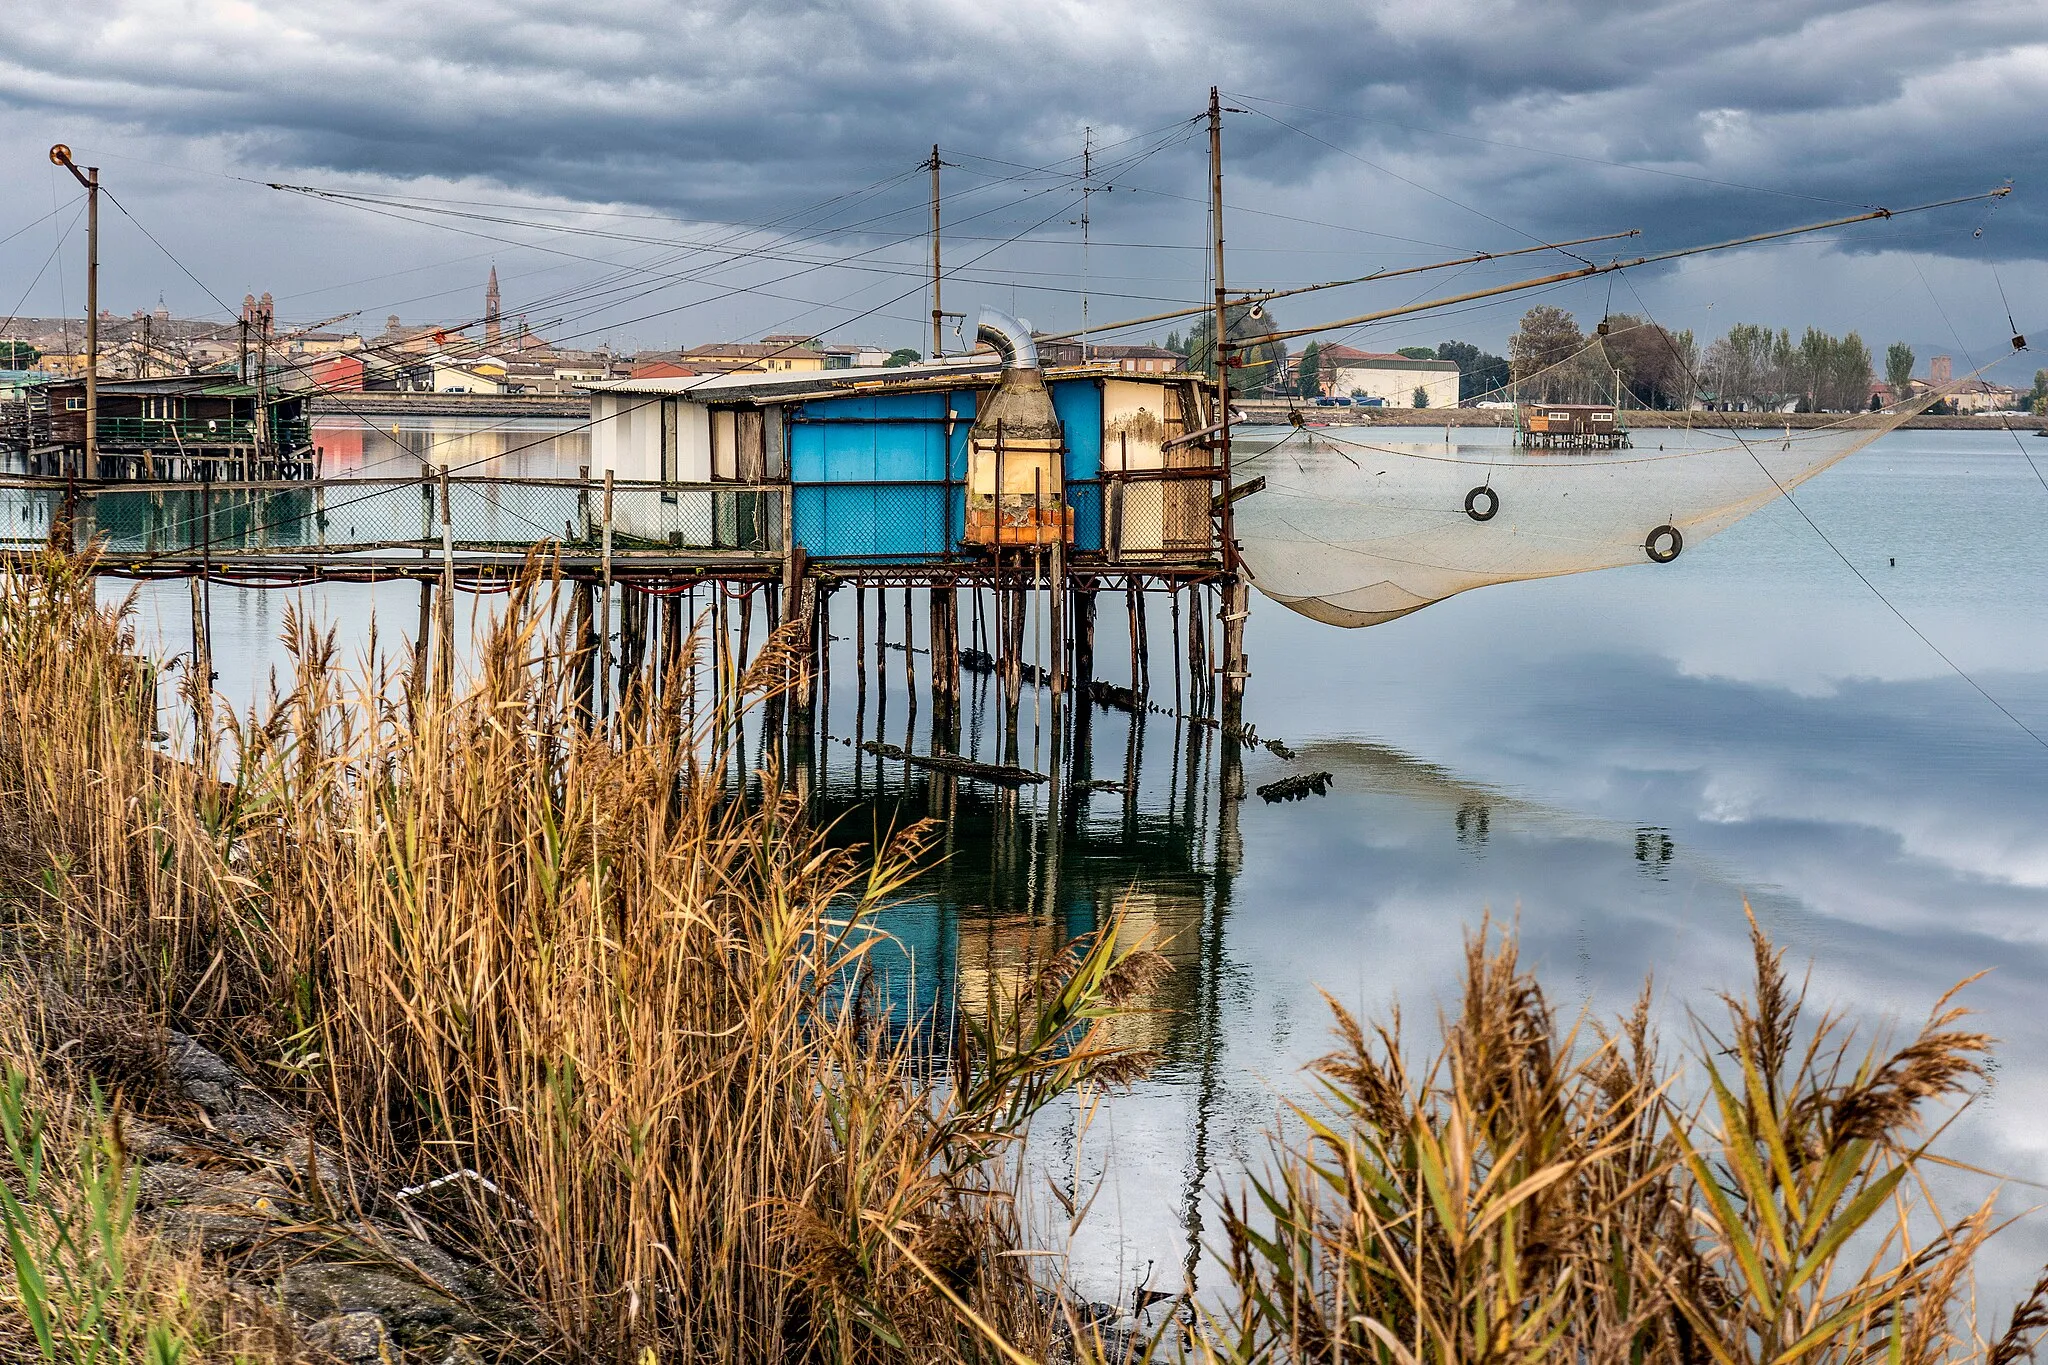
xmin=2 ymin=0 xmax=2043 ymax=377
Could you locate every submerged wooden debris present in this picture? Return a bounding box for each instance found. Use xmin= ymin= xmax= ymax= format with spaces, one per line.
xmin=1257 ymin=770 xmax=1334 ymax=803
xmin=859 ymin=739 xmax=1047 ymax=786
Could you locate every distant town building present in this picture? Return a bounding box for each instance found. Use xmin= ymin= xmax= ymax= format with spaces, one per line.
xmin=630 ymin=358 xmax=700 ymax=380
xmin=818 ymin=342 xmax=892 ymax=369
xmin=677 ymin=341 xmax=829 ymax=373
xmin=425 ymin=357 xmax=506 ymax=395
xmin=1086 ymin=343 xmax=1182 ymax=374
xmin=1311 ymin=345 xmax=1461 ymax=406
xmin=1945 ymin=380 xmax=2023 ymax=414
xmin=1024 ymin=338 xmax=1181 ymax=372
xmin=300 ymin=353 xmax=366 ymax=393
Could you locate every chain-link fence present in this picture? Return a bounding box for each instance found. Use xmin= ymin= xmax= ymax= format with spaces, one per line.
xmin=1 ymin=473 xmax=1217 ymax=565
xmin=0 ymin=477 xmax=787 ymax=558
xmin=1104 ymin=472 xmax=1216 ymax=561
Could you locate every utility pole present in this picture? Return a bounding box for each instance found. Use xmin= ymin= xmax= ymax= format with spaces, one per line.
xmin=929 ymin=145 xmax=944 ymax=359
xmin=1208 ymin=90 xmax=1230 ymax=539
xmin=1207 ymin=88 xmax=1249 ymax=734
xmin=50 ymin=145 xmax=97 ymax=476
xmin=1079 ymin=127 xmax=1094 ymax=361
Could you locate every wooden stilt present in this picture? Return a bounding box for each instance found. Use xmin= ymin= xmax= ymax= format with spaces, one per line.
xmin=1221 ymin=577 xmax=1249 ymax=730
xmin=1169 ymin=585 xmax=1183 ymax=713
xmin=661 ymin=592 xmax=683 ymax=703
xmin=188 ymin=573 xmax=211 ymax=748
xmin=902 ymin=585 xmax=916 ymax=723
xmin=854 ymin=585 xmax=868 ymax=747
xmin=736 ymin=584 xmax=753 ymax=690
xmin=598 ymin=470 xmax=614 ymax=718
xmin=1135 ymin=584 xmax=1150 ymax=695
xmin=571 ymin=580 xmax=596 ymax=722
xmin=809 ymin=581 xmax=829 ymax=762
xmin=1126 ymin=584 xmax=1141 ymax=697
xmin=1072 ymin=581 xmax=1095 ymax=693
xmin=1049 ymin=539 xmax=1066 ymax=698
xmin=684 ymin=584 xmax=700 ymax=739
xmin=415 ymin=578 xmax=433 ymax=691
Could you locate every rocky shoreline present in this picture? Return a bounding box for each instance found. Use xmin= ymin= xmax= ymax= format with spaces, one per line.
xmin=30 ymin=997 xmax=537 ymax=1362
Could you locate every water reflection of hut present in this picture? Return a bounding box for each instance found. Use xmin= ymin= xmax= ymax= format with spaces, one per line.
xmin=952 ymin=885 xmax=1206 ymax=1058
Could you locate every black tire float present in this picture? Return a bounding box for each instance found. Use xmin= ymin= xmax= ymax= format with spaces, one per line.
xmin=1645 ymin=524 xmax=1683 ymax=563
xmin=1464 ymin=486 xmax=1499 ymax=522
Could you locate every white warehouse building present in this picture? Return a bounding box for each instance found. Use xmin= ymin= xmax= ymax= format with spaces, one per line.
xmin=1313 ymin=346 xmax=1462 ymax=407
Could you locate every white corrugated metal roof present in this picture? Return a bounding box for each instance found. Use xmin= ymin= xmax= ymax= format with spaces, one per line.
xmin=579 ymin=356 xmax=998 ymax=399
xmin=579 ymin=356 xmax=1195 ymax=403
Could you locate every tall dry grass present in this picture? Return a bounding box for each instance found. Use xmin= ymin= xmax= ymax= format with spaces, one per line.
xmin=1208 ymin=922 xmax=2044 ymax=1365
xmin=0 ymin=547 xmax=1165 ymax=1362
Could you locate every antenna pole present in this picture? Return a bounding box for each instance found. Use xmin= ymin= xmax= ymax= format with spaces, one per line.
xmin=929 ymin=144 xmax=943 ymax=359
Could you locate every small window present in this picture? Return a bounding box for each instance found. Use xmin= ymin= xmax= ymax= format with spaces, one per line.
xmin=65 ymin=396 xmax=84 ymax=411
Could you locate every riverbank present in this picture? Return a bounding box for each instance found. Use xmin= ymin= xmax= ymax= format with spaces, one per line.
xmin=1238 ymin=400 xmax=2048 ymax=431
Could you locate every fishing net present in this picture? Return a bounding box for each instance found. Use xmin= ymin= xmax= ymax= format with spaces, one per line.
xmin=1232 ymin=384 xmax=1958 ymax=628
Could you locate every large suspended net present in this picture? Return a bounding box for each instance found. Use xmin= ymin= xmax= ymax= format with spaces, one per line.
xmin=1231 ymin=376 xmax=1961 ymax=629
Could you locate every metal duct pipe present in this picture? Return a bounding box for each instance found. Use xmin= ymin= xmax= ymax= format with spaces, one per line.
xmin=975 ymin=307 xmax=1038 ymax=371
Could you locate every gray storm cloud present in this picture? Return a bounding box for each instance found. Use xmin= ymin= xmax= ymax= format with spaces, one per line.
xmin=0 ymin=0 xmax=2042 ymax=354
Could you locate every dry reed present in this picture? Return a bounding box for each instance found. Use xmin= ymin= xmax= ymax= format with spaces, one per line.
xmin=1207 ymin=916 xmax=2045 ymax=1365
xmin=0 ymin=546 xmax=1164 ymax=1362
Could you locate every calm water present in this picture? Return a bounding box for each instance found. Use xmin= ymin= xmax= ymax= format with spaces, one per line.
xmin=105 ymin=419 xmax=2048 ymax=1306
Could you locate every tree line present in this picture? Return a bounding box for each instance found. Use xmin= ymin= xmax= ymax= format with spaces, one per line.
xmin=1164 ymin=306 xmax=1512 ymax=405
xmin=1504 ymin=306 xmax=1924 ymax=414
xmin=1154 ymin=302 xmax=1928 ymax=416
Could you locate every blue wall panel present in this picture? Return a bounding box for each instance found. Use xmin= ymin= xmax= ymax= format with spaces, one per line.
xmin=788 ymin=389 xmax=981 ymax=560
xmin=1049 ymin=378 xmax=1104 ymax=552
xmin=1049 ymin=380 xmax=1102 ymax=481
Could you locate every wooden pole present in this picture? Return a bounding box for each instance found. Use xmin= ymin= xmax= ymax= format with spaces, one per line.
xmin=599 ymin=469 xmax=614 ymax=718
xmin=930 ymin=146 xmax=944 ymax=359
xmin=1208 ymin=86 xmax=1250 ymax=730
xmin=83 ymin=165 xmax=98 ymax=477
xmin=572 ymin=580 xmax=595 ymax=721
xmin=661 ymin=591 xmax=683 ymax=703
xmin=902 ymin=584 xmax=916 ymax=720
xmin=1169 ymin=585 xmax=1183 ymax=713
xmin=437 ymin=464 xmax=455 ymax=692
xmin=1072 ymin=581 xmax=1095 ymax=693
xmin=187 ymin=573 xmax=209 ymax=747
xmin=48 ymin=148 xmax=102 ymax=475
xmin=1126 ymin=583 xmax=1141 ymax=698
